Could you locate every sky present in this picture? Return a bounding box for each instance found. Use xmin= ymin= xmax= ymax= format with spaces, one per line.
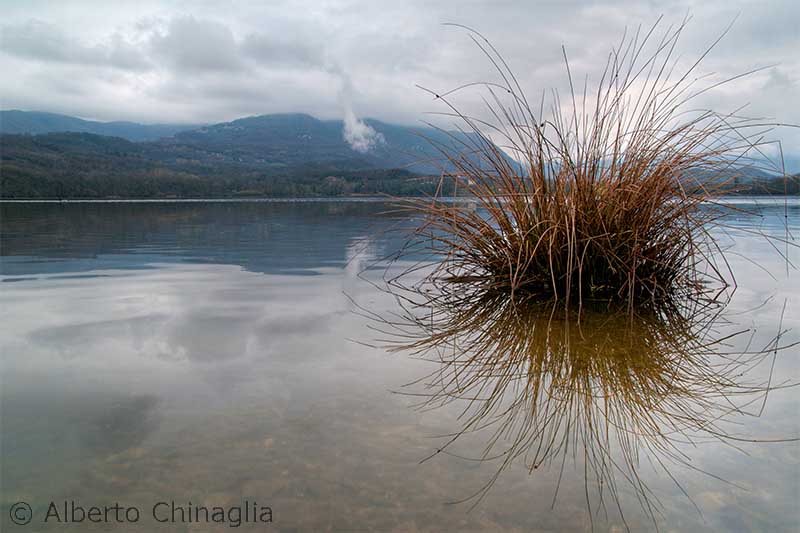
xmin=1 ymin=0 xmax=799 ymax=163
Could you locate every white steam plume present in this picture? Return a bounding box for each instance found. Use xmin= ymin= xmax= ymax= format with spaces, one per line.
xmin=331 ymin=66 xmax=384 ymax=153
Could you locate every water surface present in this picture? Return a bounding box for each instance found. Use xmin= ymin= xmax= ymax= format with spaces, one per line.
xmin=1 ymin=198 xmax=798 ymax=531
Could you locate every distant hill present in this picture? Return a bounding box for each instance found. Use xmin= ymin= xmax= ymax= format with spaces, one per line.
xmin=0 ymin=132 xmax=450 ymax=198
xmin=1 ymin=110 xmax=795 ymax=199
xmin=164 ymin=113 xmax=509 ymax=175
xmin=781 ymin=155 xmax=800 ymax=175
xmin=0 ymin=110 xmax=197 ymax=141
xmin=1 ymin=111 xmax=510 ymax=175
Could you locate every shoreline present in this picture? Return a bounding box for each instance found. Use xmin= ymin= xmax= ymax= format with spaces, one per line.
xmin=1 ymin=194 xmax=798 ymax=204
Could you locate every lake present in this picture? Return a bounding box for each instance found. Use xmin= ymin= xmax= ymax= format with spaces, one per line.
xmin=1 ymin=198 xmax=798 ymax=531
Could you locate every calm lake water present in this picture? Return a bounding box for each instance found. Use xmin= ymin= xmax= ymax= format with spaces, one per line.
xmin=1 ymin=198 xmax=799 ymax=532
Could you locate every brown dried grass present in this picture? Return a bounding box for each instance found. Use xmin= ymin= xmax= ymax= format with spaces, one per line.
xmin=355 ymin=18 xmax=800 ymax=527
xmin=397 ymin=17 xmax=790 ymax=310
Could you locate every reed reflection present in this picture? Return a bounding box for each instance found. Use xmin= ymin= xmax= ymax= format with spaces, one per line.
xmin=377 ymin=289 xmax=795 ymax=526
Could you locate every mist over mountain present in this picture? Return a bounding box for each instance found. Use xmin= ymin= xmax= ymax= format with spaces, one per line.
xmin=0 ymin=110 xmax=198 ymax=142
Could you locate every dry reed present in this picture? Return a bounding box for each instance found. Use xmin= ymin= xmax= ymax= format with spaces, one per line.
xmin=397 ymin=17 xmax=791 ymax=310
xmin=355 ymin=18 xmax=800 ymax=528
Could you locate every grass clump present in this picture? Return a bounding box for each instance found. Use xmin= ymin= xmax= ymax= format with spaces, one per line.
xmin=401 ymin=18 xmax=789 ymax=309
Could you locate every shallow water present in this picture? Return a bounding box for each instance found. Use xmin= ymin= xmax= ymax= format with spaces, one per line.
xmin=1 ymin=198 xmax=798 ymax=531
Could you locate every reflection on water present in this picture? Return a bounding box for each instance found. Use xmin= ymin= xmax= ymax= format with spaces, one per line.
xmin=0 ymin=200 xmax=408 ymax=277
xmin=383 ymin=292 xmax=794 ymax=528
xmin=1 ymin=199 xmax=799 ymax=531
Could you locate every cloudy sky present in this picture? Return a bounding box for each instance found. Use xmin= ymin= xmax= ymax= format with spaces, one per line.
xmin=1 ymin=0 xmax=798 ymax=159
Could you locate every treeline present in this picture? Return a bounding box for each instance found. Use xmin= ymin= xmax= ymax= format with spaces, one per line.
xmin=0 ymin=133 xmax=456 ymax=198
xmin=724 ymin=176 xmax=800 ymax=195
xmin=1 ymin=132 xmax=795 ymax=199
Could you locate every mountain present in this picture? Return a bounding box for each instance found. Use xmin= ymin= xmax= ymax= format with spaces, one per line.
xmin=164 ymin=113 xmax=507 ymax=175
xmin=3 ymin=111 xmax=793 ymax=199
xmin=0 ymin=110 xmax=198 ymax=141
xmin=781 ymin=155 xmax=800 ymax=175
xmin=1 ymin=111 xmax=509 ymax=175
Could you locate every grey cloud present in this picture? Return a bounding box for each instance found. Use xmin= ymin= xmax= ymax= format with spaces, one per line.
xmin=241 ymin=32 xmax=326 ymax=68
xmin=0 ymin=19 xmax=150 ymax=70
xmin=108 ymin=34 xmax=150 ymax=70
xmin=0 ymin=1 xmax=797 ymax=160
xmin=764 ymin=68 xmax=797 ymax=91
xmin=149 ymin=16 xmax=244 ymax=73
